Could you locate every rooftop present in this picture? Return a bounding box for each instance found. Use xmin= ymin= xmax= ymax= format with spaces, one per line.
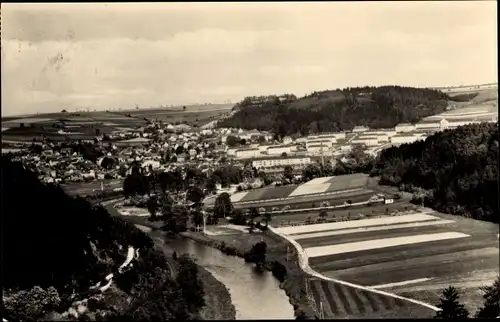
xmin=252 ymin=155 xmax=311 ymax=161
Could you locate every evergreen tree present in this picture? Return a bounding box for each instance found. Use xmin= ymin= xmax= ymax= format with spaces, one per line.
xmin=476 ymin=277 xmax=500 ymax=318
xmin=435 ymin=286 xmax=469 ymax=319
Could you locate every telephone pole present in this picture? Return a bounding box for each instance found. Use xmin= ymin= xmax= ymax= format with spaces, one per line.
xmin=320 ymin=143 xmax=325 ymax=177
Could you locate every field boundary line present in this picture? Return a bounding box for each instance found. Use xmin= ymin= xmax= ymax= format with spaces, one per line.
xmin=268 ymin=226 xmax=441 ymax=312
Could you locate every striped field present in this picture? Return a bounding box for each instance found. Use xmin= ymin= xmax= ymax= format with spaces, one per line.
xmin=274 ymin=209 xmax=499 ymax=315
xmin=225 ymin=174 xmax=372 ymax=206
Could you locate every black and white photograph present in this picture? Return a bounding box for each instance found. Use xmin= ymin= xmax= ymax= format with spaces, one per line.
xmin=1 ymin=1 xmax=498 ymax=320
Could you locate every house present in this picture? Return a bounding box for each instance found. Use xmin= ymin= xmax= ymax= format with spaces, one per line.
xmin=252 ymin=156 xmax=312 ymax=169
xmin=235 ymin=148 xmax=261 ymax=159
xmin=395 ymin=123 xmax=416 ymax=133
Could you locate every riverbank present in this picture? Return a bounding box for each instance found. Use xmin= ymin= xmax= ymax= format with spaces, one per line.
xmin=197 ymin=265 xmax=237 ymax=320
xmin=146 ymin=227 xmax=237 ymax=320
xmin=180 ymin=229 xmax=317 ymax=319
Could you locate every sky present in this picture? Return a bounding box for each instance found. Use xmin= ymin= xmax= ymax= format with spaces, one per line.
xmin=1 ymin=2 xmax=497 ymax=116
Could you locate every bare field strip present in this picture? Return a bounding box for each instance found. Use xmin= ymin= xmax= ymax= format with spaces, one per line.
xmin=229 ymin=191 xmax=249 ymax=203
xmin=304 ymin=232 xmax=470 ymax=258
xmin=309 ymin=235 xmax=495 ymax=272
xmin=292 ymin=219 xmax=455 ymax=240
xmin=325 ymin=249 xmax=499 ymax=287
xmin=298 ymin=224 xmax=455 ymax=249
xmin=324 ymin=175 xmax=369 ymax=191
xmin=289 ymin=183 xmax=331 ymax=197
xmin=276 ymin=213 xmax=438 ymax=235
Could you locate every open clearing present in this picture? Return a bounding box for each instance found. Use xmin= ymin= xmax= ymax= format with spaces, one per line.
xmin=274 ymin=209 xmax=499 ymax=314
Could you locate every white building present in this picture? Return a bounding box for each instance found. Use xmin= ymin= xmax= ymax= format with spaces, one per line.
xmin=416 ymin=119 xmax=448 ymax=131
xmin=307 ymin=143 xmax=333 ymax=156
xmin=309 ymin=132 xmax=346 ymax=140
xmin=306 ymin=139 xmax=334 ymax=149
xmin=252 ymin=156 xmax=312 ymax=169
xmin=395 ymin=123 xmax=416 ymax=133
xmin=239 ymin=130 xmax=261 ymax=141
xmin=351 ymin=136 xmax=379 ymax=147
xmin=267 ymin=145 xmax=293 ymax=155
xmin=390 ymin=134 xmax=427 ymax=145
xmin=235 ymin=148 xmax=261 ymax=159
xmin=446 ymin=119 xmax=482 ymax=129
xmin=352 ymin=125 xmax=369 ymax=133
xmin=363 ymin=129 xmax=397 ymax=141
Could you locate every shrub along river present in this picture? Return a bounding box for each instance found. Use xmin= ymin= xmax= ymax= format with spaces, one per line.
xmin=136 ymin=225 xmax=295 ymax=320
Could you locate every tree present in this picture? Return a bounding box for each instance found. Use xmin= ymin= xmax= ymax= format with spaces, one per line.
xmin=296 ymin=310 xmax=307 ymax=320
xmin=176 ymin=254 xmax=205 ymax=313
xmin=319 ymin=209 xmax=328 ymax=219
xmin=186 ymin=186 xmax=205 ymax=207
xmin=226 ymin=135 xmax=240 ymax=147
xmin=283 ymin=165 xmax=294 ymax=181
xmin=249 ymin=207 xmax=260 ymax=219
xmin=248 ymin=220 xmax=255 ymax=234
xmin=147 ymin=196 xmax=158 ymax=221
xmin=4 ymin=286 xmax=62 ymax=321
xmin=249 ymin=241 xmax=267 ymax=267
xmin=476 ymin=277 xmax=500 ymax=318
xmin=61 ymin=109 xmax=67 ymax=113
xmin=240 ymin=138 xmax=247 ymax=145
xmin=214 ymin=192 xmax=233 ymax=218
xmin=258 ymin=135 xmax=267 ymax=143
xmin=191 ymin=210 xmax=204 ymax=229
xmin=434 ymin=286 xmax=469 ymax=319
xmin=183 ymin=106 xmax=187 ymax=111
xmin=281 ymin=152 xmax=288 ymax=157
xmin=100 ymin=156 xmax=116 ymax=170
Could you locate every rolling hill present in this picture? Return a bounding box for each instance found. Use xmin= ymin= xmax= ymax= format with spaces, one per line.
xmin=219 ymin=86 xmax=450 ymax=136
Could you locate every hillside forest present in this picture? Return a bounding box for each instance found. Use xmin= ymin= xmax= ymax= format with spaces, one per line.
xmin=219 ymin=86 xmax=451 ymax=136
xmin=371 ymin=122 xmax=498 ymax=223
xmin=2 ymin=156 xmax=205 ymax=321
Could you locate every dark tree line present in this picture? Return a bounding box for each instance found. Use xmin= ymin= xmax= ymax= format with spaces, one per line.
xmin=2 ymin=155 xmax=207 ymax=321
xmin=220 ymin=86 xmax=449 ymax=136
xmin=123 ymin=163 xmax=249 ymax=198
xmin=372 ymin=122 xmax=498 ymax=223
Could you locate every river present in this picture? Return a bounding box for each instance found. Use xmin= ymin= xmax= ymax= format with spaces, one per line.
xmin=136 ymin=225 xmax=295 ymax=320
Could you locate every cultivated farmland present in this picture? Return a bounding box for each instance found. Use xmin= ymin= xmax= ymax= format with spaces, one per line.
xmin=274 ymin=209 xmax=499 ymax=314
xmin=233 ymin=188 xmax=377 ymax=210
